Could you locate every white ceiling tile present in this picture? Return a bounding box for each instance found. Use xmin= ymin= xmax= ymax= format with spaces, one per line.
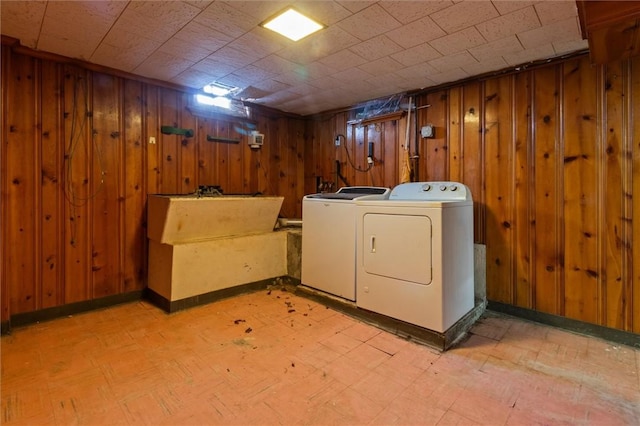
xmin=517 ymin=17 xmax=581 ymax=50
xmin=359 ymin=57 xmax=404 ymax=76
xmin=391 ymin=43 xmax=442 ymax=67
xmin=0 ymin=1 xmax=46 ymax=48
xmin=380 ymin=1 xmax=453 ymax=24
xmin=475 ymin=6 xmax=540 ymax=42
xmin=395 ymin=62 xmax=440 ymax=80
xmin=38 ymin=35 xmax=96 ymax=62
xmin=430 ymin=27 xmax=486 ymax=55
xmin=159 ymin=37 xmax=212 ymax=64
xmin=349 ymin=35 xmax=404 ymax=61
xmin=428 ymin=67 xmax=470 ymax=84
xmin=293 ymin=62 xmax=337 ymax=81
xmin=386 ymin=16 xmax=447 ymax=49
xmin=184 ymin=1 xmax=213 ymax=10
xmin=431 ymin=1 xmax=499 ymax=33
xmin=191 ymin=56 xmax=238 ymax=78
xmin=468 ymin=35 xmax=523 ymax=61
xmin=318 ymin=49 xmax=368 ymax=71
xmin=429 ymin=51 xmax=478 ymax=72
xmin=534 ymin=1 xmax=578 ymax=25
xmin=336 ymin=1 xmax=371 ymax=14
xmin=252 ymin=55 xmax=298 ymax=75
xmin=277 ymin=25 xmax=360 ymax=65
xmin=1 ymin=0 xmax=589 ymax=116
xmin=207 ymin=46 xmax=255 ymax=69
xmin=222 ymin=1 xmax=288 ymax=20
xmin=338 ymin=4 xmax=401 ymax=41
xmin=461 ymin=56 xmax=508 ymax=76
xmin=39 ymin=1 xmax=125 ymax=42
xmin=332 ymin=67 xmax=374 ymax=83
xmin=91 ymin=35 xmax=161 ymax=72
xmin=195 ymin=2 xmax=259 ymax=38
xmin=227 ymin=28 xmax=286 ymax=59
xmin=173 ymin=68 xmax=218 ymax=88
xmin=173 ymin=21 xmax=233 ymax=52
xmin=491 ymin=1 xmax=536 ymax=15
xmin=502 ymin=44 xmax=555 ymax=66
xmin=309 ymin=75 xmax=344 ymax=90
xmin=294 ymin=1 xmax=353 ymax=26
xmin=134 ymin=51 xmax=195 ymax=81
xmin=116 ymin=1 xmax=201 ymax=42
xmin=552 ymin=38 xmax=589 ymax=56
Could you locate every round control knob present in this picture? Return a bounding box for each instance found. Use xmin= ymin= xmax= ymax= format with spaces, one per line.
xmin=439 ymin=185 xmax=447 ymax=191
xmin=422 ymin=184 xmax=431 ymax=191
xmin=449 ymin=185 xmax=458 ymax=191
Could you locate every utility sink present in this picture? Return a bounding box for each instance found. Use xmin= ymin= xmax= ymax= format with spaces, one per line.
xmin=147 ymin=195 xmax=284 ymax=244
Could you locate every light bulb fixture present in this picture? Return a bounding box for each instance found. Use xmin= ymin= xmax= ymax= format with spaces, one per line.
xmin=262 ymin=8 xmax=324 ymax=41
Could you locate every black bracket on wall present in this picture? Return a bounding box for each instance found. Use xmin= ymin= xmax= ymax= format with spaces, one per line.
xmin=206 ymin=135 xmax=240 ymax=144
xmin=161 ymin=125 xmax=194 ymax=138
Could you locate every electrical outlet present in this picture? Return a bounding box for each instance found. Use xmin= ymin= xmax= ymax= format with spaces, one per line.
xmin=149 ymin=136 xmax=156 ymax=144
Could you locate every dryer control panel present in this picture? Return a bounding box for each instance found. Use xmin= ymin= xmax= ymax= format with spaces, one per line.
xmin=389 ymin=181 xmax=471 ymax=201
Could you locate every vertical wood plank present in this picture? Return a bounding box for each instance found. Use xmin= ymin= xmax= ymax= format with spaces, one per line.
xmin=145 ymin=85 xmax=160 ymax=194
xmin=533 ymin=65 xmax=561 ymax=315
xmin=631 ymin=56 xmax=640 ymax=334
xmin=422 ymin=91 xmax=448 ymax=181
xmin=513 ymin=71 xmax=533 ymax=308
xmin=382 ymin=119 xmax=397 ymax=187
xmin=159 ymin=88 xmax=179 ymax=194
xmin=197 ymin=118 xmax=214 ymax=186
xmin=40 ymin=60 xmax=64 ymax=308
xmin=123 ymin=79 xmax=145 ymax=292
xmin=448 ymin=88 xmax=462 ymax=182
xmin=484 ymin=76 xmax=514 ymax=304
xmin=5 ymin=54 xmax=38 ymax=313
xmin=602 ymin=61 xmax=627 ymax=329
xmin=91 ymin=72 xmax=121 ymax=298
xmin=178 ymin=93 xmax=197 ymax=194
xmin=1 ymin=46 xmax=9 ymax=323
xmin=461 ymin=82 xmax=484 ymax=243
xmin=562 ymin=58 xmax=599 ymax=323
xmin=63 ymin=66 xmax=91 ymax=304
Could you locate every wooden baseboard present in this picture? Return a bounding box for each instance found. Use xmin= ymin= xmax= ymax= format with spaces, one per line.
xmin=488 ymin=301 xmax=640 ymax=348
xmin=144 ymin=276 xmax=299 ymax=313
xmin=3 ymin=291 xmax=144 ymax=334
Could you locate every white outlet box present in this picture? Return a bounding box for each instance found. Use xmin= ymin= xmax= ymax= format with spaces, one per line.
xmin=149 ymin=136 xmax=156 ymax=144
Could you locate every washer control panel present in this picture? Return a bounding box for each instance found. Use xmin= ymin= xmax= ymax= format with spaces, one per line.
xmin=390 ymin=181 xmax=471 ymax=201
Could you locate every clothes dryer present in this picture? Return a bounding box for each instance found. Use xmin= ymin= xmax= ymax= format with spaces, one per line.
xmin=355 ymin=182 xmax=473 ymax=332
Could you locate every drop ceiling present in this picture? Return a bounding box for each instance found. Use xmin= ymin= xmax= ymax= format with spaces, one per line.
xmin=1 ymin=1 xmax=587 ymax=116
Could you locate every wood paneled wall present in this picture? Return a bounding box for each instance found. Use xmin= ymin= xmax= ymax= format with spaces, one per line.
xmin=1 ymin=47 xmax=306 ymax=322
xmin=308 ymin=53 xmax=639 ymax=334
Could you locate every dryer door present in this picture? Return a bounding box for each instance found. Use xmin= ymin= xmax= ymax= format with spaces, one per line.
xmin=361 ymin=213 xmax=432 ymax=285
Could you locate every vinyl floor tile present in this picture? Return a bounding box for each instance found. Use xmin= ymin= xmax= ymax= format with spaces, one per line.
xmin=2 ymin=290 xmax=639 ymax=425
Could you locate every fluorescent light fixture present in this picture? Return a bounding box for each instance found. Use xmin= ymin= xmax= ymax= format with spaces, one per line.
xmin=262 ymin=8 xmax=323 ymax=41
xmin=196 ymin=94 xmax=231 ymax=109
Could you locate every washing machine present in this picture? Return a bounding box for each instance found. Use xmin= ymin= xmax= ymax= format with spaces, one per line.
xmin=355 ymin=181 xmax=473 ymax=332
xmin=301 ymin=186 xmax=390 ymax=301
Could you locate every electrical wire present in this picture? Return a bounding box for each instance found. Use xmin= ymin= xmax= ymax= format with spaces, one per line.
xmin=63 ymin=73 xmax=106 ymax=245
xmin=338 ymin=134 xmax=372 ymax=173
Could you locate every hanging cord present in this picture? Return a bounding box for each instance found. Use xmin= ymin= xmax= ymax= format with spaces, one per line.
xmin=63 ymin=74 xmax=106 ymax=245
xmin=336 ymin=134 xmax=372 ymax=173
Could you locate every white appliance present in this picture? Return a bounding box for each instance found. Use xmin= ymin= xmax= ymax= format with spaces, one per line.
xmin=301 ymin=186 xmax=391 ymax=301
xmin=355 ymin=181 xmax=474 ymax=332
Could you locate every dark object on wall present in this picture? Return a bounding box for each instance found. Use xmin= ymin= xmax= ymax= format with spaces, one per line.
xmin=206 ymin=135 xmax=240 ymax=144
xmin=161 ymin=125 xmax=194 ymax=137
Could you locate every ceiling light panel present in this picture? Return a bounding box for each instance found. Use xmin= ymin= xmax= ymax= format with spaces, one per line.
xmin=262 ymin=8 xmax=324 ymax=42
